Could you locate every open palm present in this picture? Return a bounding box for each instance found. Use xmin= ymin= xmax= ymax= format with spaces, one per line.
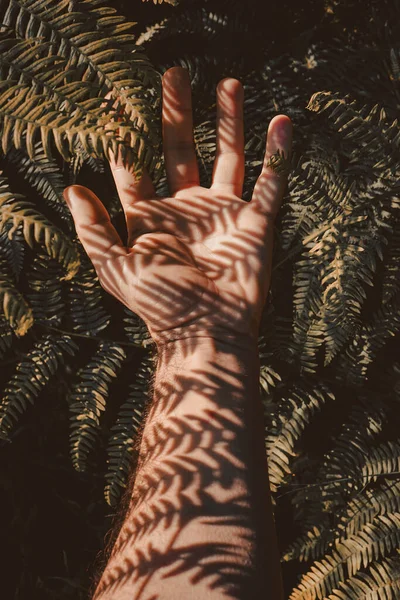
xmin=64 ymin=67 xmax=293 ymax=348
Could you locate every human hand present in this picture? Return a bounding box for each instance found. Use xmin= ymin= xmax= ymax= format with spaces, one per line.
xmin=63 ymin=67 xmax=293 ymax=349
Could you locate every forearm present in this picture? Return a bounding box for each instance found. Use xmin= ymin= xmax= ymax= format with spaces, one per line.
xmin=93 ymin=336 xmax=283 ymax=600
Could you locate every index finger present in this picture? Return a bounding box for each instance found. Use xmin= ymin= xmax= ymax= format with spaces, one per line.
xmin=162 ymin=67 xmax=200 ymax=196
xmin=103 ymin=93 xmax=156 ymax=207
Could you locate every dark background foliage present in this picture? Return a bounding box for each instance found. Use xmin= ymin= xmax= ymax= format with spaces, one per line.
xmin=1 ymin=0 xmax=399 ymax=598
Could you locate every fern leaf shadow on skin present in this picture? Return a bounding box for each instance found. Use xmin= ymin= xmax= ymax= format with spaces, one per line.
xmin=91 ymin=344 xmax=282 ymax=600
xmin=64 ymin=67 xmax=292 ymax=598
xmin=2 ymin=0 xmax=400 ymax=597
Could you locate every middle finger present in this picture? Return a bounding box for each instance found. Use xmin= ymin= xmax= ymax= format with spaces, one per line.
xmin=162 ymin=67 xmax=200 ymax=196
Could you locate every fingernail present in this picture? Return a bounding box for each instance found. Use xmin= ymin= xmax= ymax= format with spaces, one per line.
xmin=63 ymin=186 xmax=74 ymax=207
xmin=63 ymin=185 xmax=90 ymax=208
xmin=166 ymin=67 xmax=189 ymax=84
xmin=274 ymin=116 xmax=293 ymax=147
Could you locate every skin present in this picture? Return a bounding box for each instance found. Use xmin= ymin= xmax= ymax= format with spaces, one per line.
xmin=64 ymin=66 xmax=293 ymax=599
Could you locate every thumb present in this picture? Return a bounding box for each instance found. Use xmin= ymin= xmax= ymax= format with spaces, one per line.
xmin=63 ymin=185 xmax=126 ymax=273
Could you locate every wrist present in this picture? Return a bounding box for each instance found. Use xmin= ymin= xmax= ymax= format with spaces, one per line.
xmin=155 ymin=330 xmax=259 ymax=358
xmin=154 ymin=333 xmax=261 ymax=410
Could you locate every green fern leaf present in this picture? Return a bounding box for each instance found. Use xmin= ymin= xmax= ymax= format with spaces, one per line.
xmin=0 ymin=334 xmax=78 ymax=437
xmin=6 ymin=144 xmax=74 ymax=227
xmin=0 ymin=173 xmax=80 ymax=279
xmin=0 ymin=0 xmax=162 ymax=177
xmin=0 ymin=315 xmax=14 ymax=358
xmin=69 ymin=341 xmax=126 ymax=472
xmin=26 ymin=254 xmax=65 ymax=326
xmin=266 ymin=382 xmax=335 ymax=492
xmin=66 ymin=254 xmax=111 ymax=335
xmin=327 ymin=556 xmax=400 ymax=599
xmin=0 ymin=255 xmax=33 ymax=336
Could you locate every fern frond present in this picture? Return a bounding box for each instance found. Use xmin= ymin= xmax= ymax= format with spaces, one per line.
xmin=0 ymin=254 xmax=33 ymax=336
xmin=0 ymin=221 xmax=25 ymax=281
xmin=104 ymin=352 xmax=155 ymax=506
xmin=123 ymin=306 xmax=153 ymax=348
xmin=290 ymin=513 xmax=400 ymax=600
xmin=259 ymin=363 xmax=282 ymax=397
xmin=69 ymin=342 xmax=126 ymax=472
xmin=284 ymin=393 xmax=390 ymax=561
xmin=68 ymin=139 xmax=105 ymax=184
xmin=303 ymin=396 xmax=388 ymax=506
xmin=266 ymin=382 xmax=335 ymax=493
xmin=6 ymin=144 xmax=74 ymax=227
xmin=381 ymin=223 xmax=400 ymax=304
xmin=284 ymin=477 xmax=400 ymax=565
xmin=336 ymin=478 xmax=400 ymax=542
xmin=306 ymin=91 xmax=400 ymax=176
xmin=66 ymin=255 xmax=110 ymax=335
xmin=0 ymin=0 xmax=161 ymax=176
xmin=338 ymin=291 xmax=400 ymax=385
xmin=327 ymin=556 xmax=400 ymax=599
xmin=26 ymin=254 xmax=65 ymax=326
xmin=0 ymin=315 xmax=13 ymax=358
xmin=0 ymin=172 xmax=80 ymax=279
xmin=0 ymin=334 xmax=77 ymax=437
